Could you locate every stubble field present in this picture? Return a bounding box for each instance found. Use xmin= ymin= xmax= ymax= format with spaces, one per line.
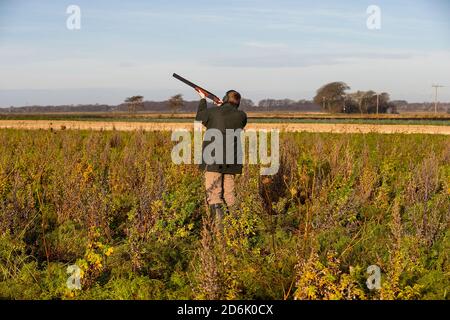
xmin=0 ymin=119 xmax=449 ymax=134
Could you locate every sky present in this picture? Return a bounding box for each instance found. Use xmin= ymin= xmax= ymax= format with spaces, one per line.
xmin=0 ymin=0 xmax=449 ymax=107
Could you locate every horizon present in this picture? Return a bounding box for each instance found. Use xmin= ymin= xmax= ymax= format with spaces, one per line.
xmin=3 ymin=94 xmax=450 ymax=109
xmin=0 ymin=0 xmax=449 ymax=107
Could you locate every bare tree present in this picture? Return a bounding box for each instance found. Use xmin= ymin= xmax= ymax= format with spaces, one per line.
xmin=168 ymin=94 xmax=184 ymax=114
xmin=348 ymin=91 xmax=391 ymax=114
xmin=125 ymin=96 xmax=144 ymax=113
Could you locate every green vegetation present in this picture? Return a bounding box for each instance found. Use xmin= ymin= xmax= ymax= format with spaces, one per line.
xmin=0 ymin=129 xmax=449 ymax=299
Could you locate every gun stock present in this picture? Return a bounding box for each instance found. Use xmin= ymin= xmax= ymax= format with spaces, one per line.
xmin=172 ymin=73 xmax=222 ymax=104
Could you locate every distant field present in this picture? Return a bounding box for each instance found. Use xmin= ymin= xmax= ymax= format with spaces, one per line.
xmin=0 ymin=120 xmax=449 ymax=134
xmin=0 ymin=112 xmax=449 ymax=126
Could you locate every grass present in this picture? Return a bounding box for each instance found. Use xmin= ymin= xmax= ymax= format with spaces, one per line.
xmin=0 ymin=129 xmax=449 ymax=300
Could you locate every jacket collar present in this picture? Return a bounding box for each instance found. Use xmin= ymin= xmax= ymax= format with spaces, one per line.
xmin=221 ymin=102 xmax=239 ymax=109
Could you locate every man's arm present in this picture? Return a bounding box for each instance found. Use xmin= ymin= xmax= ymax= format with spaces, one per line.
xmin=195 ymin=91 xmax=209 ymax=126
xmin=242 ymin=112 xmax=248 ymax=128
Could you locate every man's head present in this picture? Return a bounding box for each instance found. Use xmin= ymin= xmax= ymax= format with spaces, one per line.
xmin=223 ymin=90 xmax=241 ymax=107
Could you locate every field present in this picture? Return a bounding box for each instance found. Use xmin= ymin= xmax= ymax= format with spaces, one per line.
xmin=0 ymin=112 xmax=448 ymax=135
xmin=0 ymin=121 xmax=449 ymax=135
xmin=0 ymin=128 xmax=449 ymax=299
xmin=1 ymin=111 xmax=450 ymax=125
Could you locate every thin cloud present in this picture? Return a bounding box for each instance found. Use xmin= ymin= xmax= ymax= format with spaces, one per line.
xmin=209 ymin=51 xmax=415 ymax=68
xmin=243 ymin=41 xmax=288 ymax=49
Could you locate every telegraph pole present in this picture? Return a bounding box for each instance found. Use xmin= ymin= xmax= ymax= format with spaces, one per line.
xmin=376 ymin=93 xmax=379 ymax=115
xmin=370 ymin=92 xmax=380 ymax=115
xmin=432 ymin=84 xmax=444 ymax=113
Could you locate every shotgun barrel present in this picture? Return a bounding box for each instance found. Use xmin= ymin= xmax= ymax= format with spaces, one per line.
xmin=172 ymin=73 xmax=222 ymax=104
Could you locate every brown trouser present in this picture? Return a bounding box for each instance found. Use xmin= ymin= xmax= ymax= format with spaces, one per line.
xmin=205 ymin=171 xmax=236 ymax=207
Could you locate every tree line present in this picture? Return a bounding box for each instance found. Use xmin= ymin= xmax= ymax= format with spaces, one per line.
xmin=127 ymin=81 xmax=401 ymax=114
xmin=313 ymin=82 xmax=397 ymax=114
xmin=3 ymin=82 xmax=449 ymax=114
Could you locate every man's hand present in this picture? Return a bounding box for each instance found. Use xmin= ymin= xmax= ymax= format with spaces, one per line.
xmin=196 ymin=89 xmax=206 ymax=99
xmin=197 ymin=88 xmax=223 ymax=106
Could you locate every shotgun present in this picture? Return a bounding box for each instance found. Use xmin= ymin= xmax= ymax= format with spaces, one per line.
xmin=172 ymin=73 xmax=222 ymax=104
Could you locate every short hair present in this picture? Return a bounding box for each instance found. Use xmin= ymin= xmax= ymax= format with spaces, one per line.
xmin=225 ymin=90 xmax=241 ymax=106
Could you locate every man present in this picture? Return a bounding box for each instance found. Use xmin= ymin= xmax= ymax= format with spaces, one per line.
xmin=195 ymin=89 xmax=247 ymax=231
